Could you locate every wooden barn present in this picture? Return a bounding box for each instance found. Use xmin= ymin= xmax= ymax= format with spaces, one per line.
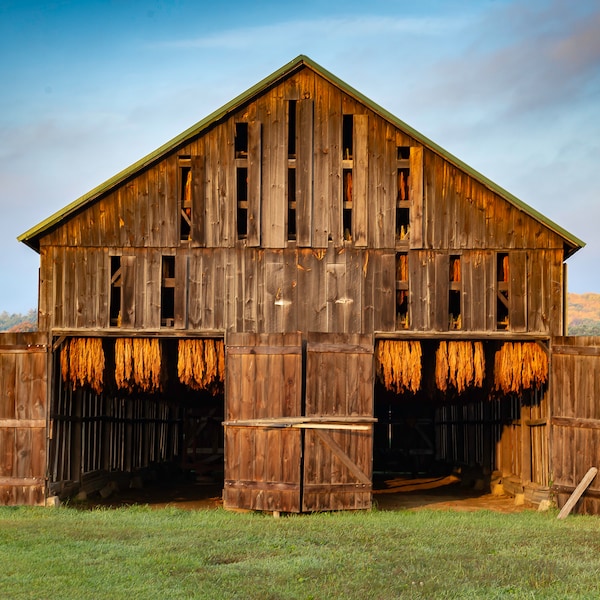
xmin=3 ymin=55 xmax=599 ymax=514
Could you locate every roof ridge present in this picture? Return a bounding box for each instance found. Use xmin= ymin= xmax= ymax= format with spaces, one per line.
xmin=18 ymin=54 xmax=584 ymax=255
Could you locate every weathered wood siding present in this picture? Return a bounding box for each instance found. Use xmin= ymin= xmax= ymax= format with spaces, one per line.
xmin=223 ymin=332 xmax=374 ymax=512
xmin=551 ymin=337 xmax=600 ymax=515
xmin=39 ymin=244 xmax=564 ymax=336
xmin=0 ymin=333 xmax=47 ymax=505
xmin=303 ymin=333 xmax=374 ymax=511
xmin=223 ymin=333 xmax=303 ymax=512
xmin=37 ymin=66 xmax=567 ymax=338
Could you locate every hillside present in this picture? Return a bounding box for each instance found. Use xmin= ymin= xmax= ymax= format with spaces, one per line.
xmin=0 ymin=309 xmax=37 ymax=332
xmin=567 ymin=293 xmax=600 ymax=335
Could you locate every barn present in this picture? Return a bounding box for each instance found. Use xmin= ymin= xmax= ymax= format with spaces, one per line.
xmin=2 ymin=55 xmax=599 ymax=514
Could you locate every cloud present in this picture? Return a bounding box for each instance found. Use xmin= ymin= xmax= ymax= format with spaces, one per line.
xmin=419 ymin=0 xmax=600 ymax=121
xmin=152 ymin=14 xmax=470 ymax=51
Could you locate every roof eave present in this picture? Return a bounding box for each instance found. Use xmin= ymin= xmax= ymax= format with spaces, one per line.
xmin=301 ymin=58 xmax=585 ymax=256
xmin=18 ymin=55 xmax=312 ymax=252
xmin=18 ymin=54 xmax=585 ymax=256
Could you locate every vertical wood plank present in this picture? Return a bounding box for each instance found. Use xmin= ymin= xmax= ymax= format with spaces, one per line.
xmin=296 ymin=99 xmax=313 ymax=247
xmin=246 ymin=120 xmax=262 ymax=247
xmin=190 ymin=155 xmax=206 ymax=247
xmin=120 ymin=255 xmax=136 ymax=327
xmin=509 ymin=251 xmax=527 ymax=332
xmin=174 ymin=253 xmax=188 ymax=329
xmin=224 ymin=333 xmax=302 ymax=512
xmin=353 ymin=115 xmax=368 ymax=247
xmin=410 ymin=146 xmax=424 ymax=249
xmin=260 ymin=91 xmax=287 ymax=248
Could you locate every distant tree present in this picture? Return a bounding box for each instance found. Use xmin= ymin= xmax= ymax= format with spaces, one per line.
xmin=568 ymin=319 xmax=600 ymax=336
xmin=0 ymin=309 xmax=37 ymax=332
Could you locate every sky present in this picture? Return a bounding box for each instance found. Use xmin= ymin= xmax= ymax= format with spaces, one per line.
xmin=1 ymin=0 xmax=599 ymax=313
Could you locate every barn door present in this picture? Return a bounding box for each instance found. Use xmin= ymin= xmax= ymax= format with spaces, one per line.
xmin=223 ymin=332 xmax=375 ymax=512
xmin=0 ymin=333 xmax=48 ymax=505
xmin=223 ymin=333 xmax=303 ymax=512
xmin=551 ymin=336 xmax=600 ymax=515
xmin=303 ymin=333 xmax=374 ymax=511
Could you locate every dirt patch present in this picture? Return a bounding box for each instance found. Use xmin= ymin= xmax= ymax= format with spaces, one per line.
xmin=373 ymin=476 xmax=528 ymax=513
xmin=79 ymin=475 xmax=530 ymax=514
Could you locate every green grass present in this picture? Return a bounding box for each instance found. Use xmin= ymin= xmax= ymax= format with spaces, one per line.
xmin=1 ymin=506 xmax=599 ymax=599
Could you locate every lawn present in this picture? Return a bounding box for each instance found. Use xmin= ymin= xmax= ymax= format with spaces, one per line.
xmin=1 ymin=505 xmax=599 ymax=599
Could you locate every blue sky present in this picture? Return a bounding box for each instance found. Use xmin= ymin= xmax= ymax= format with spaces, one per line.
xmin=1 ymin=0 xmax=599 ymax=313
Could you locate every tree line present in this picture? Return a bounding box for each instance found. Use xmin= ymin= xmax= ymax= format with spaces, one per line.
xmin=0 ymin=309 xmax=38 ymax=332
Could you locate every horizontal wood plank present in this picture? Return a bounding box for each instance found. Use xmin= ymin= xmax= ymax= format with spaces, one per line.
xmin=224 ymin=416 xmax=377 ymax=427
xmin=226 ymin=346 xmax=302 ymax=355
xmin=0 ymin=477 xmax=45 ymax=485
xmin=552 ymin=345 xmax=600 ymax=357
xmin=551 ymin=417 xmax=600 ymax=430
xmin=0 ymin=420 xmax=46 ymax=428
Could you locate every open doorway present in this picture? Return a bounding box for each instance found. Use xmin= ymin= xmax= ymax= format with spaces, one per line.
xmin=49 ymin=336 xmax=225 ymax=506
xmin=372 ymin=338 xmax=550 ymax=504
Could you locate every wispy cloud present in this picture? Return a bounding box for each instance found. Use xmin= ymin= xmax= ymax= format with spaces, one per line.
xmin=419 ymin=1 xmax=600 ymax=120
xmin=153 ymin=15 xmax=471 ymax=51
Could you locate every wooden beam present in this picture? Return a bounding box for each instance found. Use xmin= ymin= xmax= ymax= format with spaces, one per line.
xmin=223 ymin=416 xmax=377 ymax=427
xmin=551 ymin=417 xmax=600 ymax=430
xmin=557 ymin=467 xmax=598 ymax=519
xmin=0 ymin=419 xmax=46 ymax=428
xmin=552 ymin=484 xmax=600 ymax=499
xmin=314 ymin=429 xmax=371 ymax=486
xmin=0 ymin=477 xmax=45 ymax=485
xmin=552 ymin=345 xmax=600 ymax=357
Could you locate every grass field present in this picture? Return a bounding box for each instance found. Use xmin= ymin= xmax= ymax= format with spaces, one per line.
xmin=1 ymin=505 xmax=599 ymax=599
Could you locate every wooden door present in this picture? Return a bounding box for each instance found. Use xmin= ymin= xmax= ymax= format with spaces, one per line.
xmin=223 ymin=332 xmax=375 ymax=512
xmin=0 ymin=333 xmax=48 ymax=505
xmin=551 ymin=336 xmax=600 ymax=515
xmin=223 ymin=333 xmax=303 ymax=512
xmin=303 ymin=333 xmax=374 ymax=511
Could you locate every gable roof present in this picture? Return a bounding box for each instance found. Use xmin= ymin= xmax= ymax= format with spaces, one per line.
xmin=18 ymin=54 xmax=584 ymax=256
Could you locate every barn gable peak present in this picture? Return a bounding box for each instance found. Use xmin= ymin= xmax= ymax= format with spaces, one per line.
xmin=18 ymin=54 xmax=583 ymax=256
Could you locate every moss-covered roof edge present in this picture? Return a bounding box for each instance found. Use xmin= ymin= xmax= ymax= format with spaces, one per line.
xmin=18 ymin=54 xmax=585 ymax=256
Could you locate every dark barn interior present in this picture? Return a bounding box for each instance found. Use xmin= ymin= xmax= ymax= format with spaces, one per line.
xmin=49 ymin=336 xmax=225 ymax=503
xmin=47 ymin=334 xmax=549 ymax=509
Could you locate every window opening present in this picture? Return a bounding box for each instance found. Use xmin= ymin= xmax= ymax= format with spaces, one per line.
xmin=397 ymin=146 xmax=410 ymax=160
xmin=342 ymin=114 xmax=353 ymax=160
xmin=449 ymin=255 xmax=461 ymax=330
xmin=343 ymin=168 xmax=353 ymax=241
xmin=161 ymin=256 xmax=175 ymax=327
xmin=288 ymin=100 xmax=297 ymax=158
xmin=287 ymin=167 xmax=296 ymax=241
xmin=235 ymin=122 xmax=250 ymax=240
xmin=496 ymin=253 xmax=509 ymax=329
xmin=396 ymin=252 xmax=409 ymax=329
xmin=235 ymin=122 xmax=248 ymax=158
xmin=396 ymin=207 xmax=410 ymax=241
xmin=237 ymin=167 xmax=248 ymax=239
xmin=396 ymin=146 xmax=411 ymax=243
xmin=110 ymin=256 xmax=122 ymax=327
xmin=179 ymin=159 xmax=192 ymax=241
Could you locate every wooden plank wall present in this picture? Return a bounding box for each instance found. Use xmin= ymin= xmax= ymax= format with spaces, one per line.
xmin=43 ymin=246 xmax=397 ymax=335
xmin=303 ymin=333 xmax=374 ymax=511
xmin=551 ymin=336 xmax=600 ymax=515
xmin=0 ymin=332 xmax=48 ymax=505
xmin=41 ymin=245 xmax=564 ymax=337
xmin=223 ymin=333 xmax=303 ymax=512
xmin=37 ymin=67 xmax=568 ymax=339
